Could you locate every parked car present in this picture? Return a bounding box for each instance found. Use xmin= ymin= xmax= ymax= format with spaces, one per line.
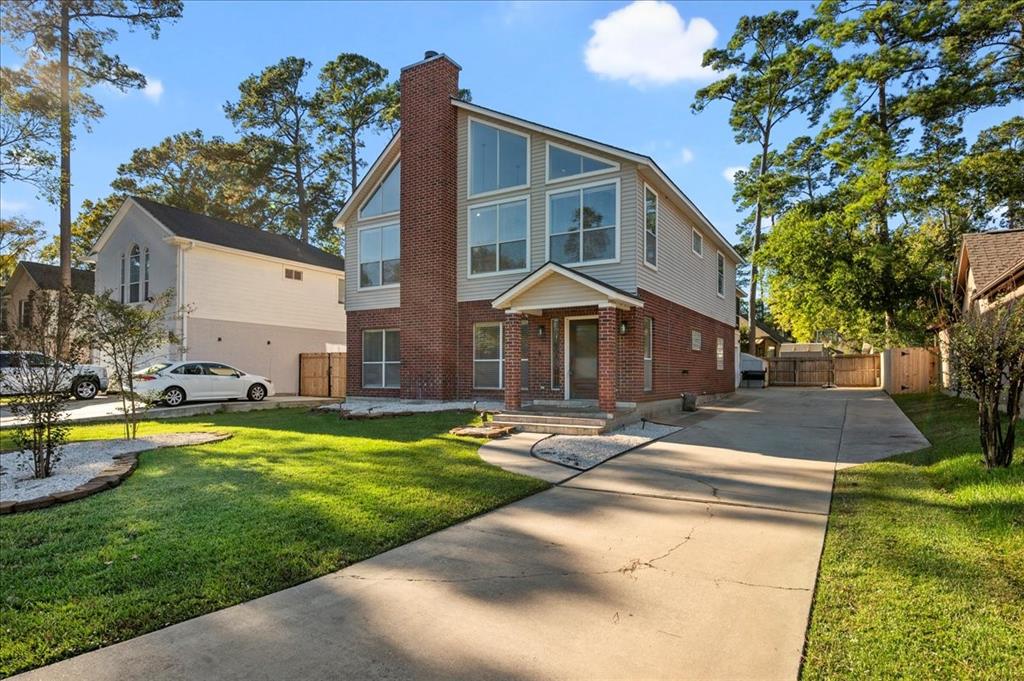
xmin=132 ymin=361 xmax=275 ymax=406
xmin=0 ymin=351 xmax=109 ymax=400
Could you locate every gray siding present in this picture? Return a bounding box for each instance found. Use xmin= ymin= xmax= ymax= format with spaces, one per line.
xmin=93 ymin=203 xmax=179 ymax=306
xmin=457 ymin=109 xmax=638 ymax=302
xmin=635 ymin=170 xmax=737 ymax=326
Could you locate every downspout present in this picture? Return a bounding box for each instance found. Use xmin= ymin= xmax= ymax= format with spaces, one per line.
xmin=169 ymin=238 xmax=195 ymax=360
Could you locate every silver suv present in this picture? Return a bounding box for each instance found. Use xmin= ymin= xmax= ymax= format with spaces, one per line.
xmin=0 ymin=351 xmax=109 ymax=400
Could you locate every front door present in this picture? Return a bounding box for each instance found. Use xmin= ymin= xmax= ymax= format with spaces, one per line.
xmin=568 ymin=319 xmax=599 ymax=399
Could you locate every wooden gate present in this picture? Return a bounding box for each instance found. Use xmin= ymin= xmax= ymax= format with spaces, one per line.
xmin=768 ymin=354 xmax=881 ymax=387
xmin=833 ymin=354 xmax=881 ymax=387
xmin=299 ymin=352 xmax=346 ymax=398
xmin=882 ymin=347 xmax=937 ymax=394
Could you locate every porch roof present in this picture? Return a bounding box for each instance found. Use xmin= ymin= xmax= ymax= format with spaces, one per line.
xmin=491 ymin=262 xmax=644 ymax=314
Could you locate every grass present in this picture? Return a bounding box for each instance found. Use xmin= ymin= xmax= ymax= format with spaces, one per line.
xmin=0 ymin=409 xmax=549 ymax=676
xmin=803 ymin=392 xmax=1024 ymax=680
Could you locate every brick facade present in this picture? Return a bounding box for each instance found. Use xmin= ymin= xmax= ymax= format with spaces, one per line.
xmin=397 ymin=54 xmax=460 ymax=400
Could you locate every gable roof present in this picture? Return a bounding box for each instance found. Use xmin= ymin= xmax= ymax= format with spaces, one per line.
xmin=96 ymin=198 xmax=345 ymax=272
xmin=957 ymin=229 xmax=1024 ymax=297
xmin=14 ymin=261 xmax=94 ymax=294
xmin=492 ymin=261 xmax=644 ymax=311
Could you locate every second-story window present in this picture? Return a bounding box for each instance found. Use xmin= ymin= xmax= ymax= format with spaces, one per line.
xmin=692 ymin=229 xmax=704 ymax=257
xmin=470 ymin=120 xmax=528 ymax=196
xmin=469 ymin=197 xmax=528 ymax=275
xmin=129 ymin=245 xmax=141 ymax=303
xmin=644 ymin=186 xmax=658 ymax=268
xmin=360 ymin=160 xmax=400 ymax=219
xmin=717 ymin=252 xmax=725 ymax=297
xmin=359 ymin=223 xmax=400 ymax=289
xmin=285 ymin=268 xmax=303 ymax=281
xmin=548 ymin=181 xmax=617 ymax=265
xmin=547 ymin=143 xmax=616 ymax=182
xmin=143 ymin=247 xmax=150 ymax=300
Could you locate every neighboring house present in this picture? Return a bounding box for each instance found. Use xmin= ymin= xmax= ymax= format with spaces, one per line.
xmin=87 ymin=197 xmax=346 ymax=393
xmin=335 ymin=52 xmax=741 ymax=415
xmin=735 ymin=294 xmax=787 ymax=358
xmin=1 ymin=261 xmax=94 ymax=351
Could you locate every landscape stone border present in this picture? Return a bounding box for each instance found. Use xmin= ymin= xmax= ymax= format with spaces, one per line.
xmin=0 ymin=433 xmax=231 ymax=515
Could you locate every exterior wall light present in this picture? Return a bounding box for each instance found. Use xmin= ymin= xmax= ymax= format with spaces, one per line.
xmin=619 ymin=321 xmax=628 ymax=335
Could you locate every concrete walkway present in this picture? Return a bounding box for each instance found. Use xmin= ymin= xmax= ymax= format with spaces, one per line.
xmin=14 ymin=388 xmax=927 ymax=681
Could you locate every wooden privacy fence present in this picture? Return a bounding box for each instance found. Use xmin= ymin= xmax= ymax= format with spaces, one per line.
xmin=299 ymin=352 xmax=346 ymax=398
xmin=767 ymin=354 xmax=880 ymax=387
xmin=881 ymin=347 xmax=938 ymax=394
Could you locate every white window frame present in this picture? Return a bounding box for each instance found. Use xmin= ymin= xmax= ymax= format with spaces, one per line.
xmin=143 ymin=247 xmax=150 ymax=300
xmin=362 ymin=328 xmax=400 ymax=388
xmin=520 ymin=318 xmax=530 ymax=391
xmin=550 ymin=317 xmax=561 ymax=390
xmin=357 ymin=222 xmax=401 ymax=291
xmin=472 ymin=321 xmax=504 ymax=390
xmin=358 ymin=158 xmax=401 ymax=221
xmin=466 ymin=194 xmax=531 ymax=279
xmin=544 ymin=177 xmax=621 ymax=268
xmin=284 ymin=268 xmax=303 ymax=281
xmin=643 ymin=183 xmax=658 ymax=271
xmin=128 ymin=244 xmax=142 ymax=303
xmin=119 ymin=253 xmax=125 ymax=303
xmin=716 ymin=337 xmax=725 ymax=371
xmin=716 ymin=251 xmax=725 ymax=297
xmin=467 ymin=116 xmax=530 ymax=200
xmin=692 ymin=229 xmax=704 ymax=257
xmin=545 ymin=141 xmax=619 ymax=185
xmin=643 ymin=317 xmax=653 ymax=392
xmin=691 ymin=329 xmax=702 ymax=351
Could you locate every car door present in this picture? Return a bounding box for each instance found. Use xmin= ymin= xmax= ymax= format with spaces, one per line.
xmin=201 ymin=363 xmax=244 ymax=399
xmin=169 ymin=363 xmax=211 ymax=400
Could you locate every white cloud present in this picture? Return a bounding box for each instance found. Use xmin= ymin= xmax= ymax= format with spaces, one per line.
xmin=723 ymin=166 xmax=744 ymax=183
xmin=584 ymin=1 xmax=718 ymax=87
xmin=142 ymin=77 xmax=164 ymax=102
xmin=679 ymin=147 xmax=695 ymax=164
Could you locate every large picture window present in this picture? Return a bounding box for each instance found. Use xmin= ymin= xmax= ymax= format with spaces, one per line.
xmin=644 ymin=186 xmax=658 ymax=268
xmin=473 ymin=323 xmax=503 ymax=389
xmin=644 ymin=317 xmax=653 ymax=391
xmin=470 ymin=120 xmax=528 ymax=196
xmin=360 ymin=161 xmax=400 ymax=219
xmin=359 ymin=223 xmax=400 ymax=288
xmin=362 ymin=329 xmax=400 ymax=388
xmin=548 ymin=181 xmax=618 ymax=265
xmin=547 ymin=143 xmax=615 ymax=182
xmin=469 ymin=198 xmax=528 ymax=275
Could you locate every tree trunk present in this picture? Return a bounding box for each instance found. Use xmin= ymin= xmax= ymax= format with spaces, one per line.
xmin=349 ymin=134 xmax=359 ymax=195
xmin=747 ymin=142 xmax=770 ymax=356
xmin=59 ymin=0 xmax=72 ymax=287
xmin=876 ymin=80 xmax=897 ymax=335
xmin=295 ymin=153 xmax=309 ymax=243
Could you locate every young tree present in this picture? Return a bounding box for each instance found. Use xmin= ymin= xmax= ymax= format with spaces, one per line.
xmin=225 ymin=56 xmax=339 ymax=244
xmin=693 ymin=10 xmax=831 ymax=354
xmin=91 ymin=289 xmax=182 ymax=439
xmin=1 ymin=216 xmax=46 ymax=284
xmin=947 ymin=300 xmax=1024 ymax=469
xmin=1 ymin=0 xmax=183 ymax=287
xmin=1 ymin=288 xmax=92 ymax=478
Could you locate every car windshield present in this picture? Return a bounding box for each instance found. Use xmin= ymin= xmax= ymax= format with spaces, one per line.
xmin=137 ymin=363 xmax=172 ymax=375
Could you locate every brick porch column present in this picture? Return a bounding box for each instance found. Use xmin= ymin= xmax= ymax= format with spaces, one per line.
xmin=504 ymin=312 xmax=523 ymax=410
xmin=598 ymin=306 xmax=618 ymax=414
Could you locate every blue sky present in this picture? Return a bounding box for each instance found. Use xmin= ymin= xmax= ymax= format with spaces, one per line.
xmin=0 ymin=0 xmax=1013 ymax=249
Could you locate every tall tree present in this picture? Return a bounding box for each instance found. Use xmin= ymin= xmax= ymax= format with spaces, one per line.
xmin=693 ymin=10 xmax=831 ymax=354
xmin=1 ymin=0 xmax=183 ymax=287
xmin=225 ymin=56 xmax=338 ymax=244
xmin=40 ymin=194 xmax=122 ymax=266
xmin=315 ymin=54 xmax=398 ymax=196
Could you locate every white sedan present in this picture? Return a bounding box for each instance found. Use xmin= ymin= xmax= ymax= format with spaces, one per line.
xmin=133 ymin=361 xmax=275 ymax=406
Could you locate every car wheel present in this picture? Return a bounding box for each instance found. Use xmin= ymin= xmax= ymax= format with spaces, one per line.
xmin=72 ymin=378 xmax=99 ymax=400
xmin=163 ymin=386 xmax=186 ymax=407
xmin=247 ymin=384 xmax=267 ymax=402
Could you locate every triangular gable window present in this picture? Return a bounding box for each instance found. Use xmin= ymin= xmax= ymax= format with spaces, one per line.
xmin=547 ymin=144 xmax=616 ymax=181
xmin=360 ymin=160 xmax=400 ymax=219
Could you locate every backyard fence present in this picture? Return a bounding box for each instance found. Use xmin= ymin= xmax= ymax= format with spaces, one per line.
xmin=299 ymin=352 xmax=346 ymax=398
xmin=881 ymin=347 xmax=938 ymax=394
xmin=767 ymin=354 xmax=880 ymax=387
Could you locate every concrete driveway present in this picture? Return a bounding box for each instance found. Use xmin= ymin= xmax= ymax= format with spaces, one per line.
xmin=14 ymin=388 xmax=927 ymax=681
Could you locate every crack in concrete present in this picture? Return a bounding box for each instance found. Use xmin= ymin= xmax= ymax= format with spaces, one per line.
xmin=711 ymin=577 xmax=811 ymax=592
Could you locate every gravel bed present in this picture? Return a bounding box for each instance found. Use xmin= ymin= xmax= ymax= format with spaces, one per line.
xmin=533 ymin=422 xmax=681 ymax=470
xmin=323 ymin=398 xmax=503 ymax=416
xmin=0 ymin=433 xmax=224 ymax=502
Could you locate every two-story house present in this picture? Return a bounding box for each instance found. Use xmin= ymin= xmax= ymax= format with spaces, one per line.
xmin=89 ymin=197 xmax=346 ymax=392
xmin=335 ymin=52 xmax=741 ymax=418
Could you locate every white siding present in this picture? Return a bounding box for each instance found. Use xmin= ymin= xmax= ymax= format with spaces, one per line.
xmin=457 ymin=109 xmax=638 ymax=302
xmin=636 ymin=170 xmax=737 ymax=326
xmin=92 ymin=203 xmax=178 ymax=303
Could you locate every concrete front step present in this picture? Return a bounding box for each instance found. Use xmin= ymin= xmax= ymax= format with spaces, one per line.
xmin=490 ymin=412 xmax=609 ymax=427
xmin=490 ymin=420 xmax=606 ymax=436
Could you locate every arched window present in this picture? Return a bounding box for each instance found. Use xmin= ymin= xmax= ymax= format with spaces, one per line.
xmin=129 ymin=245 xmax=141 ymax=303
xmin=120 ymin=253 xmax=126 ymax=303
xmin=143 ymin=247 xmax=150 ymax=300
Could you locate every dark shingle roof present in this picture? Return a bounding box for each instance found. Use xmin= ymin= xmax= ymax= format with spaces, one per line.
xmin=19 ymin=261 xmax=94 ymax=294
xmin=963 ymin=229 xmax=1024 ymax=291
xmin=132 ymin=197 xmax=345 ymax=271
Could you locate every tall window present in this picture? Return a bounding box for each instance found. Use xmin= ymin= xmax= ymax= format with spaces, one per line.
xmin=692 ymin=229 xmax=703 ymax=257
xmin=521 ymin=319 xmax=529 ymax=391
xmin=143 ymin=247 xmax=150 ymax=300
xmin=470 ymin=120 xmax=528 ymax=196
xmin=359 ymin=223 xmax=400 ymax=288
xmin=550 ymin=318 xmax=561 ymax=390
xmin=547 ymin=143 xmax=615 ymax=181
xmin=360 ymin=161 xmax=400 ymax=219
xmin=644 ymin=186 xmax=658 ymax=268
xmin=129 ymin=245 xmax=141 ymax=303
xmin=643 ymin=317 xmax=654 ymax=391
xmin=469 ymin=198 xmax=528 ymax=275
xmin=716 ymin=337 xmax=725 ymax=370
xmin=18 ymin=300 xmax=32 ymax=328
xmin=362 ymin=329 xmax=400 ymax=388
xmin=692 ymin=330 xmax=702 ymax=351
xmin=473 ymin=322 xmax=503 ymax=389
xmin=119 ymin=253 xmax=125 ymax=303
xmin=548 ymin=181 xmax=617 ymax=265
xmin=717 ymin=252 xmax=725 ymax=296
xmin=338 ymin=278 xmax=345 ymax=304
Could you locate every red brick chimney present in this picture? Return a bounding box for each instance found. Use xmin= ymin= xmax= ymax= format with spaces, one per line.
xmin=399 ymin=52 xmax=460 ymax=400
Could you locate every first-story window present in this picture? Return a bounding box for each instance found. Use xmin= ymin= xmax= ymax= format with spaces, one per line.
xmin=362 ymin=329 xmax=400 ymax=388
xmin=469 ymin=197 xmax=528 ymax=275
xmin=18 ymin=300 xmax=32 ymax=328
xmin=473 ymin=322 xmax=503 ymax=389
xmin=644 ymin=317 xmax=654 ymax=391
xmin=359 ymin=223 xmax=400 ymax=288
xmin=691 ymin=329 xmax=702 ymax=351
xmin=550 ymin=318 xmax=561 ymax=390
xmin=143 ymin=247 xmax=150 ymax=300
xmin=119 ymin=253 xmax=126 ymax=303
xmin=716 ymin=337 xmax=725 ymax=370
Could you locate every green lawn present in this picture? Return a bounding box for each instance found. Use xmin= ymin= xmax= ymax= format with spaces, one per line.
xmin=0 ymin=409 xmax=548 ymax=676
xmin=803 ymin=392 xmax=1024 ymax=680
